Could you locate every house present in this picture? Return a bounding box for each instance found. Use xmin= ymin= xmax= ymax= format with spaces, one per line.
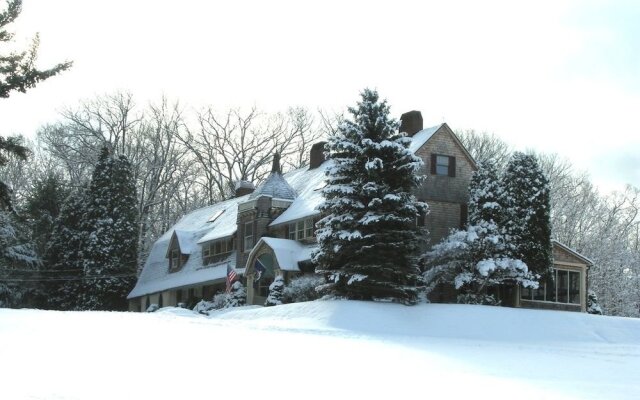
xmin=127 ymin=111 xmax=592 ymax=312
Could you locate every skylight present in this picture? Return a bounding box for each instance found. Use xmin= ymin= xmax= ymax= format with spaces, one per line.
xmin=207 ymin=209 xmax=225 ymax=223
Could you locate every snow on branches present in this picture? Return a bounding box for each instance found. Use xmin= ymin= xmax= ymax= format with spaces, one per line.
xmin=313 ymin=89 xmax=426 ymax=305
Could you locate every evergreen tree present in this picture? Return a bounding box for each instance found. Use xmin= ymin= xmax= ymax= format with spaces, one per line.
xmin=587 ymin=290 xmax=603 ymax=315
xmin=0 ymin=0 xmax=72 ymax=99
xmin=265 ymin=276 xmax=284 ymax=307
xmin=45 ymin=188 xmax=87 ymax=310
xmin=313 ymin=89 xmax=427 ymax=305
xmin=25 ymin=173 xmax=69 ymax=257
xmin=423 ymin=221 xmax=538 ymax=304
xmin=1 ymin=0 xmax=70 ymax=212
xmin=468 ymin=161 xmax=502 ymax=226
xmin=423 ymin=162 xmax=538 ymax=304
xmin=80 ymin=147 xmax=138 ymax=311
xmin=0 ymin=136 xmax=28 ymax=211
xmin=0 ymin=209 xmax=39 ymax=307
xmin=225 ymin=281 xmax=247 ymax=308
xmin=501 ymin=152 xmax=552 ymax=276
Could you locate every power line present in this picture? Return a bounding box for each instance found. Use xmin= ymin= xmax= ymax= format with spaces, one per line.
xmin=0 ymin=273 xmax=137 ymax=283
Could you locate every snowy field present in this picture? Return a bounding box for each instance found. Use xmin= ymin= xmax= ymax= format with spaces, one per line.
xmin=1 ymin=302 xmax=639 ymax=400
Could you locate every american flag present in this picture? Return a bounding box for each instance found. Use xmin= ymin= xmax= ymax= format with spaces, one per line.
xmin=226 ymin=263 xmax=238 ymax=293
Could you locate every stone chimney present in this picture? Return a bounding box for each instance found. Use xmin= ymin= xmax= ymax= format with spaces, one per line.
xmin=234 ymin=180 xmax=255 ymax=197
xmin=309 ymin=141 xmax=327 ymax=169
xmin=399 ymin=110 xmax=423 ymax=137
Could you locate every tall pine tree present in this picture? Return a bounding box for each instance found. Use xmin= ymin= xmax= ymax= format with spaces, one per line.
xmin=45 ymin=188 xmax=87 ymax=310
xmin=80 ymin=147 xmax=138 ymax=311
xmin=314 ymin=89 xmax=426 ymax=305
xmin=501 ymin=152 xmax=552 ymax=277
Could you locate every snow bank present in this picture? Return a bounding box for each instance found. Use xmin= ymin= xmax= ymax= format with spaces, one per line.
xmin=1 ymin=302 xmax=638 ymax=400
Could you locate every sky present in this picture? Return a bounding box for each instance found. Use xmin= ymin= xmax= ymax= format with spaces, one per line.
xmin=1 ymin=0 xmax=639 ymax=192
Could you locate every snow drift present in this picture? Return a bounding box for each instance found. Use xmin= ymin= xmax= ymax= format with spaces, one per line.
xmin=0 ymin=301 xmax=638 ymax=400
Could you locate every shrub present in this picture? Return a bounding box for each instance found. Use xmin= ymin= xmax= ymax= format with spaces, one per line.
xmin=283 ymin=275 xmax=324 ymax=303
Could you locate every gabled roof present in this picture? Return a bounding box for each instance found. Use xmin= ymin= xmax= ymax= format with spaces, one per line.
xmin=408 ymin=124 xmax=442 ymax=154
xmin=249 ymin=237 xmax=316 ymax=272
xmin=409 ymin=123 xmax=477 ymax=170
xmin=552 ymin=240 xmax=594 ymax=266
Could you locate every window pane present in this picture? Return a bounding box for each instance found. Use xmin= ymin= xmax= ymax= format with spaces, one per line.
xmin=569 ymin=271 xmax=580 ymax=304
xmin=288 ymin=223 xmax=296 ymax=240
xmin=436 ymin=155 xmax=449 ymax=176
xmin=244 ymin=222 xmax=253 ymax=250
xmin=305 ymin=219 xmax=313 ymax=237
xmin=521 ymin=287 xmax=532 ymax=300
xmin=557 ymin=270 xmax=569 ymax=303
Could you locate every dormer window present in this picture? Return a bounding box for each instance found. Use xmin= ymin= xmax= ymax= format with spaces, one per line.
xmin=167 ymin=231 xmax=188 ymax=272
xmin=431 ymin=154 xmax=456 ymax=177
xmin=169 ymin=249 xmax=181 ymax=271
xmin=288 ymin=218 xmax=315 ymax=240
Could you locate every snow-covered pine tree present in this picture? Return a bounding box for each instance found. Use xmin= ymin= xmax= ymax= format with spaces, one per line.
xmin=423 ymin=221 xmax=538 ymax=304
xmin=80 ymin=147 xmax=138 ymax=311
xmin=587 ymin=290 xmax=603 ymax=315
xmin=468 ymin=161 xmax=502 ymax=226
xmin=0 ymin=210 xmax=39 ymax=307
xmin=313 ymin=89 xmax=427 ymax=305
xmin=423 ymin=162 xmax=538 ymax=304
xmin=225 ymin=281 xmax=247 ymax=308
xmin=501 ymin=152 xmax=552 ymax=276
xmin=44 ymin=188 xmax=88 ymax=310
xmin=25 ymin=173 xmax=69 ymax=258
xmin=265 ymin=276 xmax=285 ymax=306
xmin=1 ymin=0 xmax=70 ymax=210
xmin=0 ymin=0 xmax=72 ymax=99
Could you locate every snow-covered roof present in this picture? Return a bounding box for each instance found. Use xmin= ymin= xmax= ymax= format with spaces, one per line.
xmin=128 ymin=196 xmax=248 ymax=299
xmin=173 ymin=230 xmax=196 ymax=254
xmin=248 ymin=172 xmax=297 ymax=200
xmin=131 ymin=126 xmax=456 ymax=298
xmin=270 ymin=162 xmax=329 ymax=226
xmin=408 ymin=124 xmax=443 ymax=154
xmin=255 ymin=237 xmax=316 ymax=271
xmin=197 ymin=204 xmax=241 ymax=244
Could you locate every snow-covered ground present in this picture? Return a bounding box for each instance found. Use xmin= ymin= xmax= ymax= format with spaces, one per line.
xmin=1 ymin=302 xmax=639 ymax=400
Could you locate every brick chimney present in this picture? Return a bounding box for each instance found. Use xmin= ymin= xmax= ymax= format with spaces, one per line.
xmin=399 ymin=110 xmax=423 ymax=137
xmin=309 ymin=141 xmax=327 ymax=169
xmin=234 ymin=180 xmax=255 ymax=197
